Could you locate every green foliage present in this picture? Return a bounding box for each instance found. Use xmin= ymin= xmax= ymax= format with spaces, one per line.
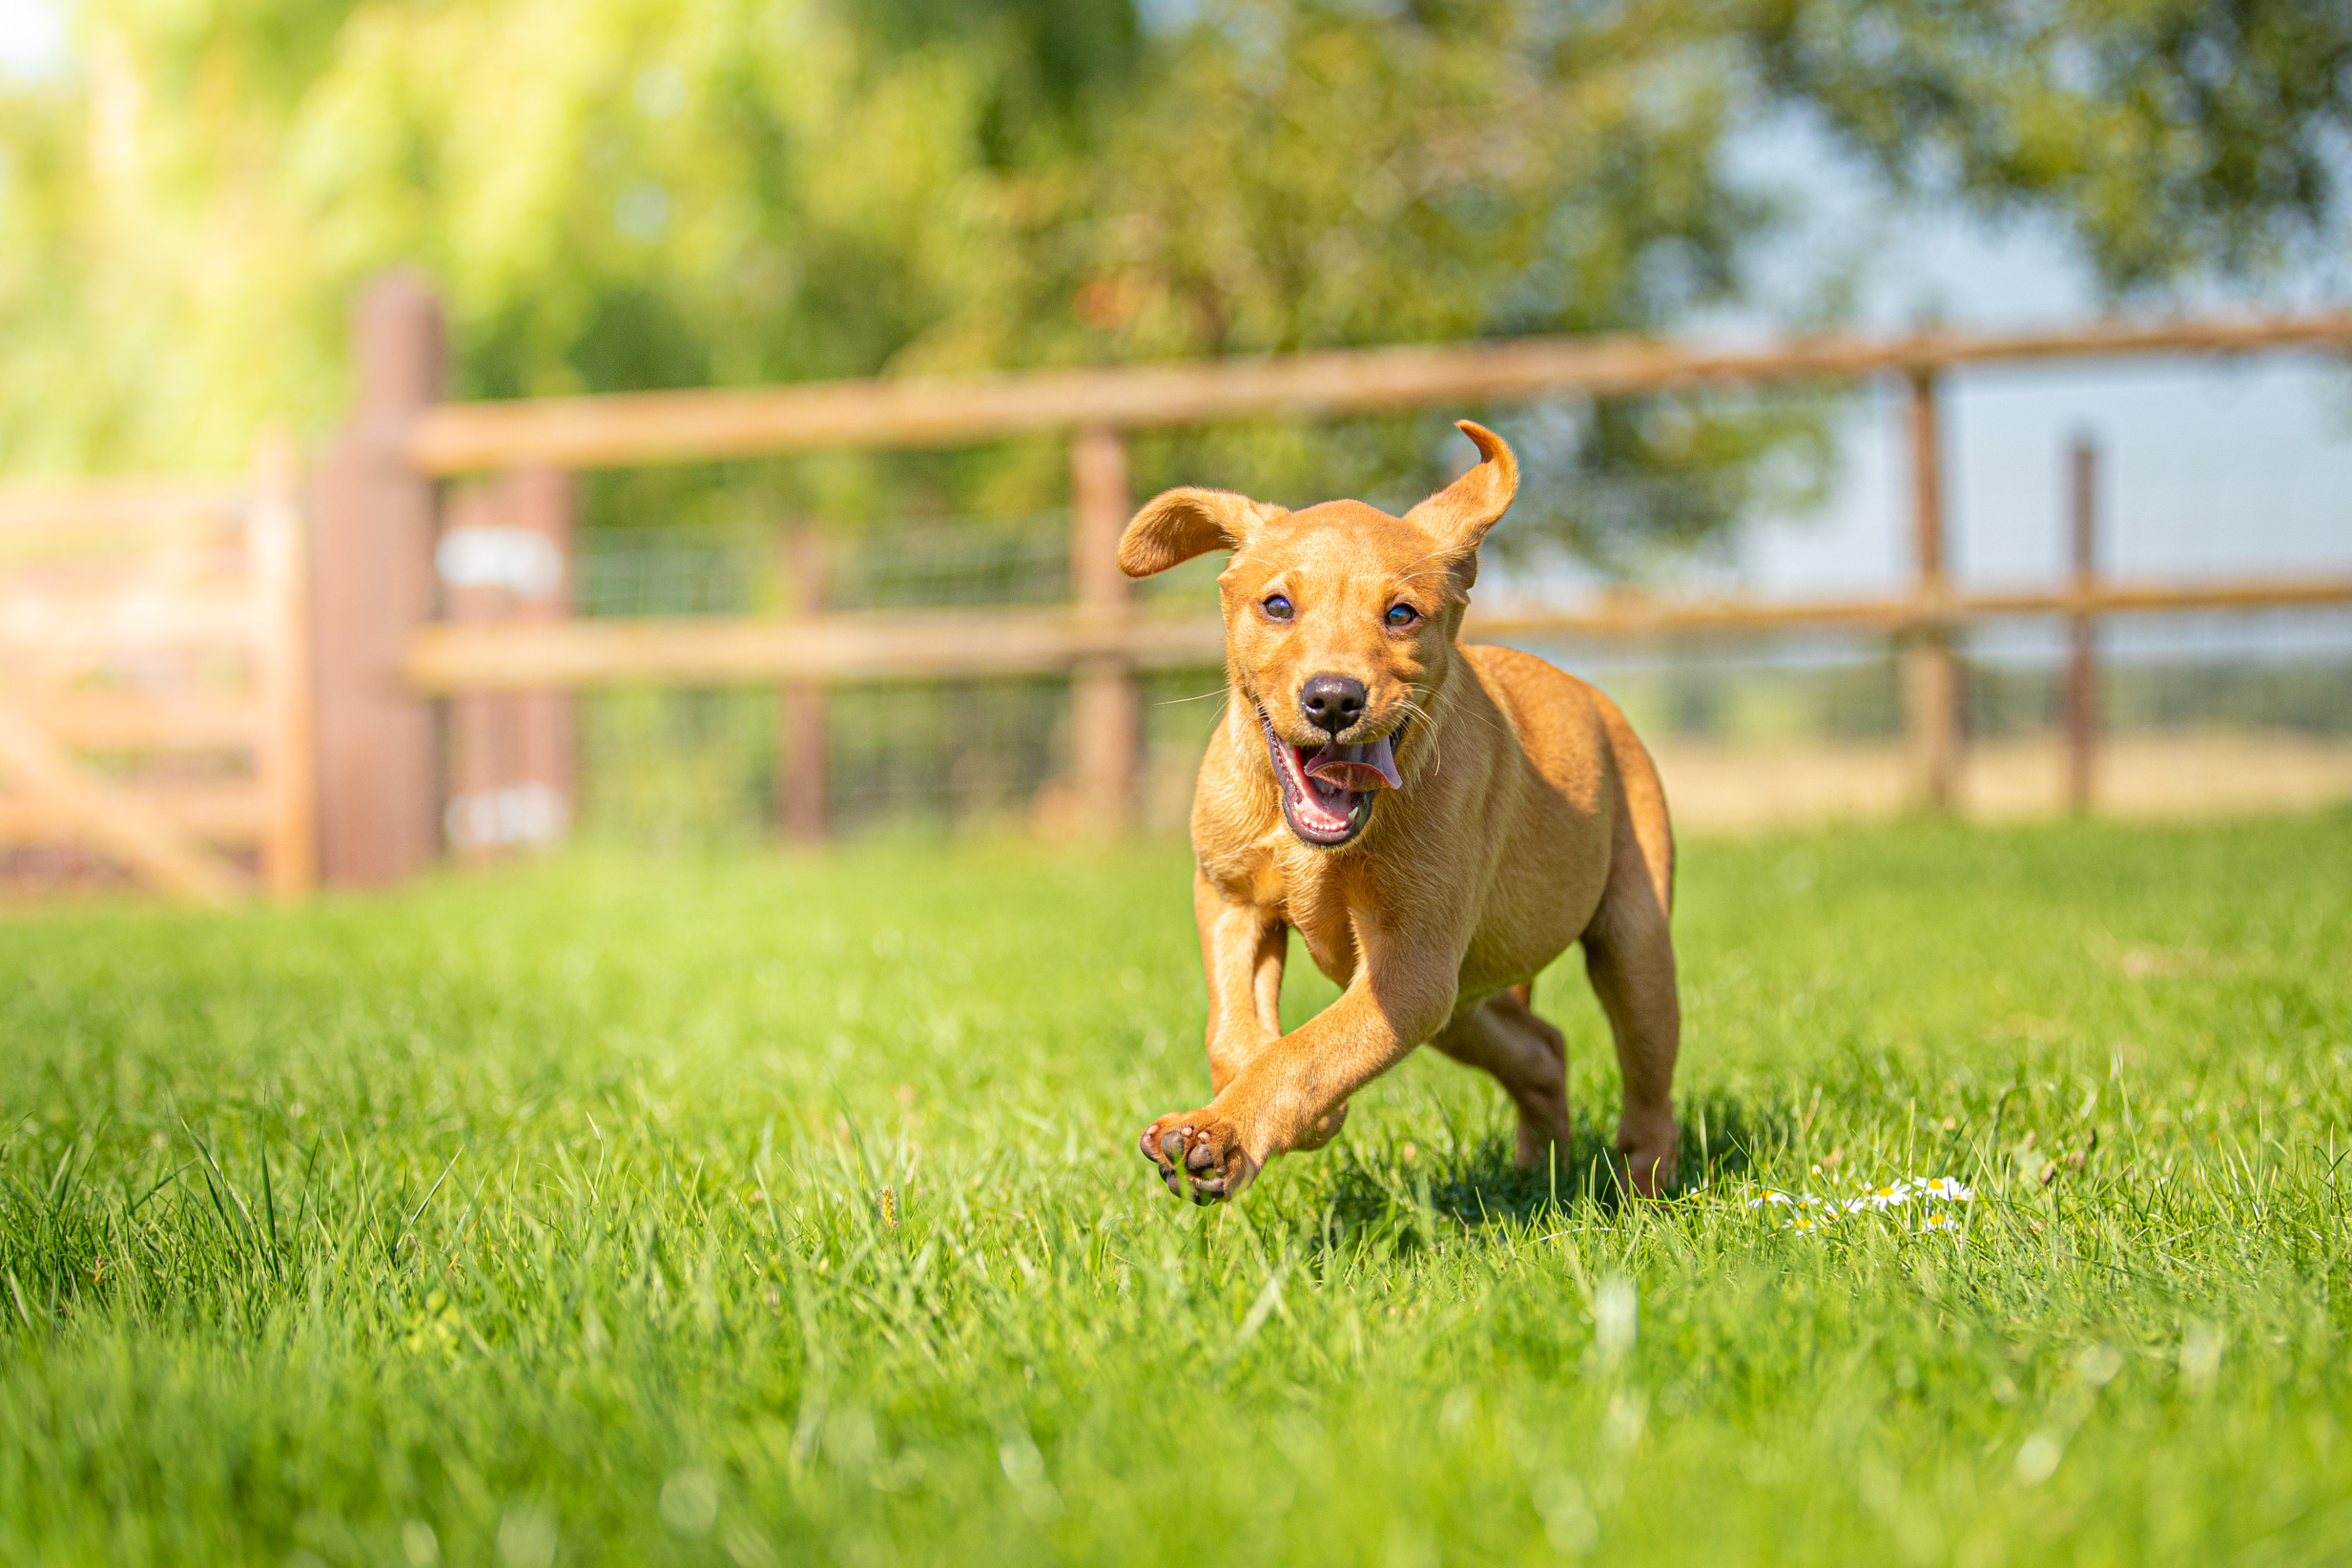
xmin=0 ymin=812 xmax=2349 ymax=1563
xmin=0 ymin=0 xmax=1121 ymax=477
xmin=1747 ymin=0 xmax=2352 ymax=290
xmin=0 ymin=0 xmax=1798 ymax=547
xmin=1 ymin=2 xmax=2342 ymax=561
xmin=985 ymin=1 xmax=1828 ymax=567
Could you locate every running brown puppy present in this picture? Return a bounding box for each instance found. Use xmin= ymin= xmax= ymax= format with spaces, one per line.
xmin=1124 ymin=420 xmax=1681 ymax=1204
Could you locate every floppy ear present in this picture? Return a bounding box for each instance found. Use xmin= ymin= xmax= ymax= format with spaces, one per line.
xmin=1404 ymin=420 xmax=1518 ymax=593
xmin=1117 ymin=487 xmax=1285 ymax=577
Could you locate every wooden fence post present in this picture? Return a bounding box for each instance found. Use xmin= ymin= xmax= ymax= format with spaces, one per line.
xmin=441 ymin=481 xmax=505 ymax=864
xmin=313 ymin=272 xmax=444 ymax=885
xmin=1069 ymin=425 xmax=1137 ymax=837
xmin=777 ymin=525 xmax=828 ymax=843
xmin=439 ymin=468 xmax=573 ymax=860
xmin=248 ymin=431 xmax=316 ymax=898
xmin=511 ymin=468 xmax=575 ymax=846
xmin=1902 ymin=369 xmax=1962 ymax=812
xmin=2064 ymin=434 xmax=2100 ymax=815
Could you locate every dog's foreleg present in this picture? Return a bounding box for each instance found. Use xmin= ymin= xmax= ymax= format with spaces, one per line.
xmin=1192 ymin=874 xmax=1288 ymax=1094
xmin=1193 ymin=883 xmax=1349 ymax=1153
xmin=1142 ymin=933 xmax=1459 ymax=1204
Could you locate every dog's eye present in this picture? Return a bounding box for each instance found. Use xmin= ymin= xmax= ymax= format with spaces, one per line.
xmin=1262 ymin=594 xmax=1293 ymax=621
xmin=1384 ymin=603 xmax=1419 ymax=629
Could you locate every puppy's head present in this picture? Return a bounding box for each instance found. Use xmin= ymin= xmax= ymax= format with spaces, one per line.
xmin=1119 ymin=420 xmax=1517 ymax=848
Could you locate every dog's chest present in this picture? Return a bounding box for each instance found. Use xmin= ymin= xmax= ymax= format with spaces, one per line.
xmin=1271 ymin=854 xmax=1369 ymax=985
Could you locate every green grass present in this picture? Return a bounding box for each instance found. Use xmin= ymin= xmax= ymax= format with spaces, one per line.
xmin=2 ymin=811 xmax=2349 ymax=1567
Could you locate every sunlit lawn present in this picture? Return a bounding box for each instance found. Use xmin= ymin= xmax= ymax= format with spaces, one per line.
xmin=1 ymin=810 xmax=2348 ymax=1566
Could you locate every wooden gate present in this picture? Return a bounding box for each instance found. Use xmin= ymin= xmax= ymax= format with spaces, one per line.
xmin=0 ymin=439 xmax=313 ymax=903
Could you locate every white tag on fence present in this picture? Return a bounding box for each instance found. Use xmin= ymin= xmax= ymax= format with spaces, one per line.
xmin=444 ymin=783 xmax=569 ymax=852
xmin=437 ymin=526 xmax=565 ymax=600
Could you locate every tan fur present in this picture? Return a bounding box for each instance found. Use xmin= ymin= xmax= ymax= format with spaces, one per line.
xmin=1124 ymin=422 xmax=1681 ymax=1204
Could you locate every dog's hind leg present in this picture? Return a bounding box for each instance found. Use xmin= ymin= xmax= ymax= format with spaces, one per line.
xmin=1430 ymin=983 xmax=1572 ymax=1167
xmin=1579 ymin=817 xmax=1681 ymax=1197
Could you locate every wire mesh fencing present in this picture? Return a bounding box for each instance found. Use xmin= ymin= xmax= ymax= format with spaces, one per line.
xmin=566 ymin=515 xmax=1227 ymax=845
xmin=557 ymin=508 xmax=2352 ymax=849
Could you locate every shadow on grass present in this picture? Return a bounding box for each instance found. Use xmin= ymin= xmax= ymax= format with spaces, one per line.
xmin=1289 ymin=1093 xmax=1792 ymax=1252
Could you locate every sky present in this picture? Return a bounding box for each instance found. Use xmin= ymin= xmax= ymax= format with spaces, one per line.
xmin=1713 ymin=110 xmax=2352 ymax=603
xmin=3 ymin=0 xmax=2346 ymax=644
xmin=0 ymin=0 xmax=58 ymax=76
xmin=1703 ymin=111 xmax=2352 ymax=671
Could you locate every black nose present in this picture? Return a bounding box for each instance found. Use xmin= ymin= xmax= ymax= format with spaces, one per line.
xmin=1298 ymin=674 xmax=1368 ymax=736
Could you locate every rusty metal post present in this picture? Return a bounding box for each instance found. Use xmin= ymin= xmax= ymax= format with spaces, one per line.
xmin=1068 ymin=425 xmax=1137 ymax=837
xmin=776 ymin=526 xmax=828 ymax=843
xmin=1902 ymin=369 xmax=1963 ymax=812
xmin=312 ymin=273 xmax=444 ymax=885
xmin=2064 ymin=434 xmax=2100 ymax=815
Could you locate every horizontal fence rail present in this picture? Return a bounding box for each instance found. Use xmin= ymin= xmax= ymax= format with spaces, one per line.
xmin=402 ymin=575 xmax=2352 ymax=692
xmin=0 ymin=484 xmax=250 ymax=528
xmin=407 ymin=313 xmax=2352 ymax=473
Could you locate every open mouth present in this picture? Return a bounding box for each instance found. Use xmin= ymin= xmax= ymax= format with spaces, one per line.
xmin=1257 ymin=706 xmax=1405 ymax=847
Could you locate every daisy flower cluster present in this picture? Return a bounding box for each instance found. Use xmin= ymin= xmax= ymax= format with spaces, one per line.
xmin=1746 ymin=1174 xmax=1975 ymax=1234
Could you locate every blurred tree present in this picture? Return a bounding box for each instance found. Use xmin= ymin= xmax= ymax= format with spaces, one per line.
xmin=0 ymin=0 xmax=2343 ymax=570
xmin=1745 ymin=0 xmax=2352 ymax=291
xmin=0 ymin=0 xmax=1131 ymax=481
xmin=921 ymin=0 xmax=1828 ymax=571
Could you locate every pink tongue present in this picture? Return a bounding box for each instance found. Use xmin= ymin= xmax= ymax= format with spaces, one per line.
xmin=1303 ymin=733 xmax=1402 ymax=794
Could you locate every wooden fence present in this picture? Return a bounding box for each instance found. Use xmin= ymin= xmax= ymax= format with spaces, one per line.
xmin=10 ymin=286 xmax=2352 ymax=897
xmin=0 ymin=441 xmax=311 ymax=902
xmin=349 ymin=294 xmax=2352 ymax=880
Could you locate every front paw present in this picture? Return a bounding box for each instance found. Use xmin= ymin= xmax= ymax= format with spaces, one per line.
xmin=1138 ymin=1110 xmax=1261 ymax=1205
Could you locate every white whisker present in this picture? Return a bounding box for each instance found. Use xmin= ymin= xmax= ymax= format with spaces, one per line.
xmin=1155 ymin=687 xmax=1233 ymax=707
